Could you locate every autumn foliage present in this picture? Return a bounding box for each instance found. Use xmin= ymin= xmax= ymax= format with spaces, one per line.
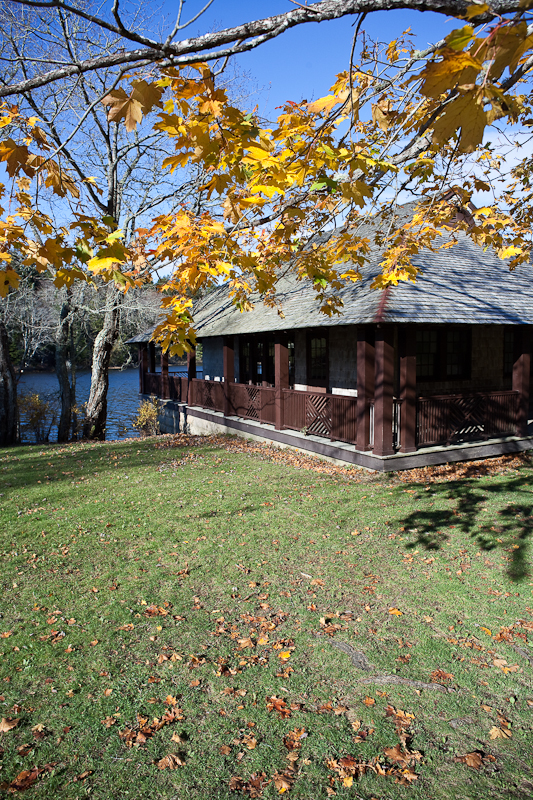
xmin=2 ymin=5 xmax=533 ymax=350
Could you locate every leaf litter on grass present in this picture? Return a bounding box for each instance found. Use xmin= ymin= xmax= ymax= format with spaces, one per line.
xmin=2 ymin=436 xmax=533 ymax=798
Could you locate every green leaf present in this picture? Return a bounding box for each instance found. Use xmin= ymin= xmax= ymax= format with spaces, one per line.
xmin=445 ymin=26 xmax=474 ymax=51
xmin=75 ymin=240 xmax=93 ymax=263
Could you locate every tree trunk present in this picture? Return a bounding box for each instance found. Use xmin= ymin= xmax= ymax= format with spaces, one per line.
xmin=70 ymin=323 xmax=78 ymax=439
xmin=56 ymin=292 xmax=76 ymax=442
xmin=82 ymin=286 xmax=121 ymax=440
xmin=0 ymin=320 xmax=18 ymax=445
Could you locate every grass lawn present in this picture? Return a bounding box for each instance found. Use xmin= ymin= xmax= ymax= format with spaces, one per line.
xmin=1 ymin=434 xmax=533 ymax=799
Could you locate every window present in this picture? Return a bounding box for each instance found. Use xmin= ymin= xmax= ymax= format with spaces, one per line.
xmin=288 ymin=339 xmax=295 ymax=386
xmin=416 ymin=330 xmax=438 ymax=378
xmin=446 ymin=329 xmax=469 ymax=378
xmin=239 ymin=335 xmax=275 ymax=384
xmin=416 ymin=328 xmax=471 ymax=381
xmin=307 ymin=331 xmax=328 ymax=387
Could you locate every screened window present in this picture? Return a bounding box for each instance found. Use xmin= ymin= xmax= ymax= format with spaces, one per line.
xmin=446 ymin=329 xmax=469 ymax=378
xmin=288 ymin=339 xmax=295 ymax=386
xmin=309 ymin=336 xmax=327 ymax=383
xmin=416 ymin=330 xmax=438 ymax=378
xmin=416 ymin=328 xmax=471 ymax=380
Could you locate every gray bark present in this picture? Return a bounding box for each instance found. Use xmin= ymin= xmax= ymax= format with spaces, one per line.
xmin=0 ymin=321 xmax=18 ymax=445
xmin=0 ymin=0 xmax=519 ymax=99
xmin=82 ymin=286 xmax=121 ymax=440
xmin=55 ymin=292 xmax=76 ymax=442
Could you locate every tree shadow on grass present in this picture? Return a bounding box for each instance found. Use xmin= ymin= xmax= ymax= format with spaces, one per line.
xmin=399 ymin=473 xmax=533 ymax=582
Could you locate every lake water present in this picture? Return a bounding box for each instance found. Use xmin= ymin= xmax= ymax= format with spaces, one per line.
xmin=18 ymin=368 xmax=195 ymax=442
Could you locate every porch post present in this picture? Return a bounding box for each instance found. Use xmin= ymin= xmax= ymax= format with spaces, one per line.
xmin=356 ymin=326 xmax=375 ymax=451
xmin=275 ymin=332 xmax=289 ymax=431
xmin=186 ymin=346 xmax=196 ymax=406
xmin=399 ymin=327 xmax=417 ymax=452
xmin=513 ymin=326 xmax=531 ymax=436
xmin=139 ymin=343 xmax=148 ymax=394
xmin=148 ymin=342 xmax=156 ymax=374
xmin=223 ymin=336 xmax=235 ymax=416
xmin=161 ymin=349 xmax=169 ymax=400
xmin=373 ymin=325 xmax=395 ymax=457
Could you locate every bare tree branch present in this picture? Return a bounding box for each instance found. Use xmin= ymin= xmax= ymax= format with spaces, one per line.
xmin=0 ymin=0 xmax=524 ymax=98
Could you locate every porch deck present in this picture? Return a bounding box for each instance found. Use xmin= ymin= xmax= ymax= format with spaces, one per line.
xmin=180 ymin=403 xmax=533 ymax=472
xmin=142 ymin=374 xmax=533 ymax=471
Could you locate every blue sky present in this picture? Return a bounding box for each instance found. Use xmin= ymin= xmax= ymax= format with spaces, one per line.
xmin=159 ymin=1 xmax=455 ymax=117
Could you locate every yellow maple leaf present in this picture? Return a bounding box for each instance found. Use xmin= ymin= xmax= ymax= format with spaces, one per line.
xmin=102 ymin=89 xmax=143 ymax=133
xmin=308 ymin=95 xmax=339 ymax=114
xmin=432 ymin=91 xmax=487 ymax=153
xmin=419 ymin=51 xmax=481 ymax=99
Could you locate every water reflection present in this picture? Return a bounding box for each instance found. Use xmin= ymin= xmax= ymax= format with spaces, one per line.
xmin=18 ymin=368 xmax=189 ymax=442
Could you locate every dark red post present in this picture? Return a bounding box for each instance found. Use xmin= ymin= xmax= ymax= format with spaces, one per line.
xmin=148 ymin=342 xmax=156 ymax=374
xmin=399 ymin=327 xmax=417 ymax=452
xmin=513 ymin=326 xmax=530 ymax=436
xmin=161 ymin=349 xmax=169 ymax=400
xmin=356 ymin=326 xmax=375 ymax=451
xmin=275 ymin=333 xmax=289 ymax=430
xmin=223 ymin=336 xmax=235 ymax=416
xmin=373 ymin=325 xmax=395 ymax=456
xmin=139 ymin=343 xmax=148 ymax=394
xmin=186 ymin=346 xmax=196 ymax=405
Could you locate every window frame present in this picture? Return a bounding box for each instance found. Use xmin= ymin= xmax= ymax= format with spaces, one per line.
xmin=416 ymin=326 xmax=471 ymax=382
xmin=306 ymin=329 xmax=329 ymax=389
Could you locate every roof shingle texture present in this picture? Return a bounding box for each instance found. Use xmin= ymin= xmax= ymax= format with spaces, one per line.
xmin=193 ymin=231 xmax=533 ymax=338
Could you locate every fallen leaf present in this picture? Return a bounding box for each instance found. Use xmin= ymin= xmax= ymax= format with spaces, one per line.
xmin=243 ymin=734 xmax=257 ymax=750
xmin=266 ymin=696 xmax=291 ymax=718
xmin=273 ymin=771 xmax=294 ymax=793
xmin=101 ymin=717 xmax=116 ymax=728
xmin=384 ymin=743 xmax=421 ymax=767
xmin=157 ymin=752 xmax=186 ymax=769
xmin=363 ymin=696 xmax=375 ymax=706
xmin=388 ymin=608 xmax=402 ymax=616
xmin=165 ymin=696 xmax=178 ymax=706
xmin=430 ymin=669 xmax=454 ymax=682
xmin=0 ymin=717 xmax=19 ymax=732
xmin=490 ymin=726 xmax=512 ymax=739
xmin=455 ymin=751 xmax=483 ymax=769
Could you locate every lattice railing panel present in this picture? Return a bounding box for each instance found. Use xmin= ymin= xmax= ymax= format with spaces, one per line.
xmin=417 ymin=391 xmax=518 ymax=447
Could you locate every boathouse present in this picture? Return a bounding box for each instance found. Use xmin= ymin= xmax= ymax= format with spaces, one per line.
xmin=130 ymin=229 xmax=533 ymax=471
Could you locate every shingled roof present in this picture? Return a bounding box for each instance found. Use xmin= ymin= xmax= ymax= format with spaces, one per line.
xmin=192 ymin=230 xmax=533 ymax=338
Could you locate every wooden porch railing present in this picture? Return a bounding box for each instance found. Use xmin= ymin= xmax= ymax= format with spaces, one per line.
xmin=189 ymin=378 xmax=225 ymax=412
xmin=168 ymin=375 xmax=188 ymax=403
xmin=228 ymin=383 xmax=276 ymax=425
xmin=150 ymin=379 xmax=521 ymax=453
xmin=417 ymin=390 xmax=519 ymax=447
xmin=282 ymin=388 xmax=359 ymax=445
xmin=144 ymin=372 xmax=162 ymax=396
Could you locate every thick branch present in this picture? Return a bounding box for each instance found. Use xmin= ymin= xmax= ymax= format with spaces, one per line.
xmin=0 ymin=0 xmax=523 ymax=98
